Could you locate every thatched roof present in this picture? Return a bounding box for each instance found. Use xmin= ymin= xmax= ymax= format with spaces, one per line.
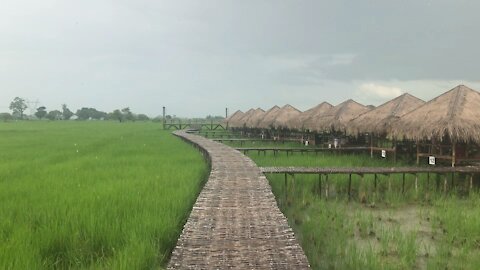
xmin=269 ymin=104 xmax=302 ymax=129
xmin=305 ymin=99 xmax=371 ymax=132
xmin=225 ymin=110 xmax=244 ymax=127
xmin=293 ymin=102 xmax=334 ymax=131
xmin=230 ymin=108 xmax=254 ymax=128
xmin=225 ymin=110 xmax=243 ymax=122
xmin=348 ymin=93 xmax=425 ymax=136
xmin=257 ymin=106 xmax=281 ymax=129
xmin=244 ymin=108 xmax=266 ymax=128
xmin=390 ymin=85 xmax=480 ymax=144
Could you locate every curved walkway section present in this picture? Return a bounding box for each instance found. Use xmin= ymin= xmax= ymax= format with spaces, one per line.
xmin=168 ymin=131 xmax=310 ymax=269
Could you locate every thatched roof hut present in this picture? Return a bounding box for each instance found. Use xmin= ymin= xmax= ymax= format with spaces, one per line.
xmin=348 ymin=93 xmax=425 ymax=136
xmin=305 ymin=99 xmax=371 ymax=132
xmin=244 ymin=108 xmax=266 ymax=128
xmin=225 ymin=110 xmax=244 ymax=127
xmin=390 ymin=85 xmax=480 ymax=144
xmin=269 ymin=104 xmax=302 ymax=129
xmin=230 ymin=108 xmax=254 ymax=128
xmin=292 ymin=102 xmax=334 ymax=131
xmin=257 ymin=106 xmax=281 ymax=129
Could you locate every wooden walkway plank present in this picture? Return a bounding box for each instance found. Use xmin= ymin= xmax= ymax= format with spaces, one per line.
xmin=168 ymin=131 xmax=310 ymax=269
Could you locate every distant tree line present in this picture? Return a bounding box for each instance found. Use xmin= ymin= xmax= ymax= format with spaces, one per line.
xmin=1 ymin=97 xmax=151 ymax=122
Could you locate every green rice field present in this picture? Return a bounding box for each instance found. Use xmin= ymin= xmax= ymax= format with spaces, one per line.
xmin=242 ymin=149 xmax=480 ymax=270
xmin=0 ymin=121 xmax=208 ymax=269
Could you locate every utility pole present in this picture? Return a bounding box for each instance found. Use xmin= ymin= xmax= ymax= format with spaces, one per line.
xmin=26 ymin=99 xmax=40 ymax=117
xmin=162 ymin=106 xmax=166 ymax=129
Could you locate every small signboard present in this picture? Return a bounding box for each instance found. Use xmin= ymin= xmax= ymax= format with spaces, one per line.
xmin=305 ymin=140 xmax=309 ymax=146
xmin=328 ymin=143 xmax=332 ymax=149
xmin=429 ymin=156 xmax=436 ymax=165
xmin=381 ymin=150 xmax=386 ymax=158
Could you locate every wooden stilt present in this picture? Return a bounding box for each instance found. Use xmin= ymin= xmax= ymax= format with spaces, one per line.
xmin=393 ymin=139 xmax=397 ymax=164
xmin=444 ymin=174 xmax=448 ymax=193
xmin=318 ymin=174 xmax=322 ymax=197
xmin=452 ymin=141 xmax=457 ymax=167
xmin=325 ymin=174 xmax=329 ymax=199
xmin=416 ymin=142 xmax=420 ymax=165
xmin=370 ymin=134 xmax=374 ymax=158
xmin=348 ymin=174 xmax=352 ymax=200
xmin=402 ymin=173 xmax=406 ymax=194
xmin=470 ymin=174 xmax=474 ymax=193
xmin=415 ymin=174 xmax=418 ymax=194
xmin=427 ymin=173 xmax=430 ymax=188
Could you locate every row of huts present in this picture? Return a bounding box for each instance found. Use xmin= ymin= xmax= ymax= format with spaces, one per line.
xmin=225 ymin=85 xmax=480 ymax=166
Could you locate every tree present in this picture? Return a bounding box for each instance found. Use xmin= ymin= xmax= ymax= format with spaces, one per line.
xmin=9 ymin=97 xmax=27 ymax=119
xmin=121 ymin=107 xmax=134 ymax=121
xmin=112 ymin=109 xmax=123 ymax=122
xmin=136 ymin=114 xmax=150 ymax=121
xmin=62 ymin=104 xmax=73 ymax=120
xmin=46 ymin=110 xmax=62 ymax=120
xmin=0 ymin=112 xmax=13 ymax=122
xmin=35 ymin=106 xmax=47 ymax=119
xmin=75 ymin=107 xmax=107 ymax=120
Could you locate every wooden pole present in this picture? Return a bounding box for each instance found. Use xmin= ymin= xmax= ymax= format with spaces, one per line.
xmin=284 ymin=173 xmax=288 ymax=202
xmin=415 ymin=174 xmax=418 ymax=194
xmin=416 ymin=141 xmax=420 ymax=165
xmin=452 ymin=141 xmax=457 ymax=167
xmin=370 ymin=134 xmax=374 ymax=158
xmin=470 ymin=174 xmax=474 ymax=193
xmin=444 ymin=174 xmax=448 ymax=193
xmin=348 ymin=174 xmax=352 ymax=200
xmin=325 ymin=174 xmax=329 ymax=199
xmin=393 ymin=139 xmax=397 ymax=164
xmin=402 ymin=173 xmax=406 ymax=193
xmin=318 ymin=174 xmax=322 ymax=197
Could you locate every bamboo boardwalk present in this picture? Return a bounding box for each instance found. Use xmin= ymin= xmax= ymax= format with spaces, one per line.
xmin=168 ymin=131 xmax=310 ymax=270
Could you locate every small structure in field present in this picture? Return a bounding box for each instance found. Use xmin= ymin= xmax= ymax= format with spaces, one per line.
xmin=306 ymin=99 xmax=371 ymax=133
xmin=225 ymin=110 xmax=244 ymax=128
xmin=390 ymin=85 xmax=480 ymax=167
xmin=244 ymin=108 xmax=266 ymax=128
xmin=233 ymin=108 xmax=255 ymax=128
xmin=269 ymin=104 xmax=302 ymax=129
xmin=348 ymin=93 xmax=425 ymax=136
xmin=257 ymin=106 xmax=281 ymax=129
xmin=297 ymin=102 xmax=334 ymax=131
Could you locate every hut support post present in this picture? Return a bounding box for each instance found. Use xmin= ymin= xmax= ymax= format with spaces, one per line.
xmin=325 ymin=174 xmax=329 ymax=199
xmin=427 ymin=173 xmax=430 ymax=191
xmin=284 ymin=173 xmax=288 ymax=202
xmin=370 ymin=134 xmax=374 ymax=158
xmin=374 ymin=174 xmax=377 ymax=190
xmin=348 ymin=174 xmax=352 ymax=200
xmin=402 ymin=173 xmax=406 ymax=194
xmin=444 ymin=174 xmax=448 ymax=194
xmin=452 ymin=141 xmax=457 ymax=167
xmin=415 ymin=174 xmax=418 ymax=194
xmin=470 ymin=174 xmax=474 ymax=193
xmin=393 ymin=139 xmax=397 ymax=164
xmin=318 ymin=174 xmax=322 ymax=197
xmin=416 ymin=142 xmax=420 ymax=165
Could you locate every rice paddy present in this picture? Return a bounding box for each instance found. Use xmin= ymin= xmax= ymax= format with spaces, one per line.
xmin=0 ymin=121 xmax=208 ymax=269
xmin=241 ymin=147 xmax=480 ymax=269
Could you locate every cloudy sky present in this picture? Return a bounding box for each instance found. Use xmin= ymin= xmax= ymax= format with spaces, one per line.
xmin=1 ymin=0 xmax=479 ymax=117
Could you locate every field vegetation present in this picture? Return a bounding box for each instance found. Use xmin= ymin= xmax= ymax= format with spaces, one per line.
xmin=239 ymin=142 xmax=480 ymax=270
xmin=0 ymin=121 xmax=208 ymax=269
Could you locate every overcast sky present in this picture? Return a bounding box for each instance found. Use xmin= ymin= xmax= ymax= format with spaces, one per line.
xmin=1 ymin=0 xmax=479 ymax=117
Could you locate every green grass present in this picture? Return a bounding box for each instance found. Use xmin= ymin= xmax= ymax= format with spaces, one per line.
xmin=0 ymin=121 xmax=208 ymax=269
xmin=242 ymin=145 xmax=480 ymax=270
